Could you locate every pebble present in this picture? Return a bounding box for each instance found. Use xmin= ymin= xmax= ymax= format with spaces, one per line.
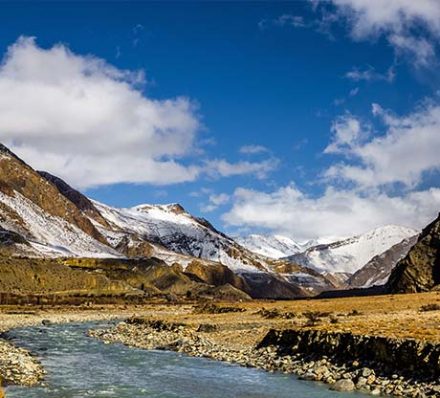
xmin=0 ymin=340 xmax=45 ymax=386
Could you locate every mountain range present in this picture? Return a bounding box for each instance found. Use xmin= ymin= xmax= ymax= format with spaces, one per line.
xmin=0 ymin=143 xmax=431 ymax=300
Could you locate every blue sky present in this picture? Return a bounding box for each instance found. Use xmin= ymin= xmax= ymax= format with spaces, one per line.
xmin=0 ymin=1 xmax=439 ymax=240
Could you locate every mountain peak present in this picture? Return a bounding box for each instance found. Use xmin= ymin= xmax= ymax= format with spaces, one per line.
xmin=133 ymin=203 xmax=186 ymax=215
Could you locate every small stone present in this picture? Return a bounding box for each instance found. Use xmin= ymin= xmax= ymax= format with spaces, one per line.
xmin=361 ymin=368 xmax=373 ymax=377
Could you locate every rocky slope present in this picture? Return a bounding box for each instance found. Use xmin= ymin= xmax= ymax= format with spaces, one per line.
xmin=0 ymin=144 xmax=117 ymax=258
xmin=348 ymin=235 xmax=418 ymax=288
xmin=388 ymin=213 xmax=440 ymax=293
xmin=288 ymin=225 xmax=418 ymax=277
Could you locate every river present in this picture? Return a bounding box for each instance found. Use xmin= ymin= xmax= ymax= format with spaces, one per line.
xmin=5 ymin=322 xmax=368 ymax=398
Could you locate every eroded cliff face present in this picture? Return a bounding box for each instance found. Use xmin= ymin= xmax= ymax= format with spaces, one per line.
xmin=258 ymin=329 xmax=440 ymax=379
xmin=388 ymin=214 xmax=440 ymax=293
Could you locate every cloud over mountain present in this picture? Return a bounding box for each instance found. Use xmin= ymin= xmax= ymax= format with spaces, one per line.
xmin=0 ymin=37 xmax=201 ymax=188
xmin=223 ymin=99 xmax=440 ymax=241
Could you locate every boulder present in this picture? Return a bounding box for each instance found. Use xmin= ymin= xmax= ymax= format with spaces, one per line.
xmin=330 ymin=379 xmax=355 ymax=392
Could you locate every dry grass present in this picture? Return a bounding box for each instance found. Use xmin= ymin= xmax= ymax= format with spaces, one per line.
xmin=130 ymin=292 xmax=440 ymax=347
xmin=1 ymin=291 xmax=439 ymax=350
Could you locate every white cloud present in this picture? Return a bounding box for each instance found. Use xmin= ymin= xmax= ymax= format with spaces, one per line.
xmin=275 ymin=15 xmax=307 ymax=28
xmin=239 ymin=145 xmax=269 ymax=155
xmin=209 ymin=193 xmax=230 ymax=206
xmin=200 ymin=193 xmax=230 ymax=213
xmin=223 ymin=97 xmax=440 ymax=239
xmin=345 ymin=66 xmax=395 ymax=82
xmin=0 ymin=37 xmax=201 ymax=188
xmin=259 ymin=14 xmax=307 ymax=30
xmin=332 ymin=0 xmax=440 ymax=38
xmin=204 ymin=158 xmax=278 ymax=179
xmin=331 ymin=0 xmax=440 ymax=65
xmin=388 ymin=34 xmax=435 ymax=66
xmin=349 ymin=87 xmax=359 ymax=96
xmin=324 ymin=114 xmax=364 ymax=154
xmin=223 ymin=184 xmax=440 ymax=241
xmin=325 ymin=101 xmax=440 ymax=188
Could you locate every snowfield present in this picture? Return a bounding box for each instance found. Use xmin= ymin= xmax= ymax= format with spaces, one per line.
xmin=289 ymin=225 xmax=418 ymax=274
xmin=236 ymin=234 xmax=315 ymax=259
xmin=0 ymin=191 xmax=120 ymax=258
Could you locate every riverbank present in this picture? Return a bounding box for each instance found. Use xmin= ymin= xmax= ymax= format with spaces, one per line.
xmin=1 ymin=291 xmax=440 ymax=396
xmin=90 ymin=315 xmax=439 ymax=397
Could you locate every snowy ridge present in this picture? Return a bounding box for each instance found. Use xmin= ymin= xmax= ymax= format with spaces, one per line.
xmin=0 ymin=191 xmax=120 ymax=258
xmin=289 ymin=225 xmax=418 ymax=274
xmin=93 ymin=201 xmax=268 ymax=273
xmin=236 ymin=234 xmax=315 ymax=259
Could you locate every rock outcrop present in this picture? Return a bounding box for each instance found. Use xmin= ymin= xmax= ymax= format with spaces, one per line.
xmin=258 ymin=329 xmax=440 ymax=379
xmin=185 ymin=260 xmax=250 ymax=293
xmin=388 ymin=214 xmax=440 ymax=293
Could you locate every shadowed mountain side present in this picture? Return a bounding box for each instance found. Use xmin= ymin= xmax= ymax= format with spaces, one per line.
xmin=38 ymin=171 xmax=111 ymax=228
xmin=0 ymin=144 xmax=108 ymax=245
xmin=388 ymin=214 xmax=440 ymax=293
xmin=0 ymin=256 xmax=252 ymax=304
xmin=185 ymin=260 xmax=250 ymax=293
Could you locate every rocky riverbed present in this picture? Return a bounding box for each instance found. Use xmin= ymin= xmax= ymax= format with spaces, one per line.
xmin=89 ymin=318 xmax=440 ymax=398
xmin=0 ymin=306 xmax=136 ymax=392
xmin=0 ymin=340 xmax=44 ymax=386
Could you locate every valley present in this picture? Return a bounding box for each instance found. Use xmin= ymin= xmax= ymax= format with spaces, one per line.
xmin=1 ymin=292 xmax=440 ymax=396
xmin=0 ymin=142 xmax=439 ymax=398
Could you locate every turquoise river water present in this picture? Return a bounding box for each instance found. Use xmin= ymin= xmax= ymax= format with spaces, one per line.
xmin=4 ymin=322 xmax=368 ymax=398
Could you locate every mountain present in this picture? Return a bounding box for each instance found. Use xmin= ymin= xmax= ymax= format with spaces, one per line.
xmin=0 ymin=143 xmax=333 ymax=299
xmin=236 ymin=234 xmax=314 ymax=259
xmin=388 ymin=214 xmax=440 ymax=293
xmin=288 ymin=225 xmax=418 ymax=276
xmin=87 ymin=202 xmax=336 ymax=296
xmin=347 ymin=235 xmax=418 ymax=288
xmin=0 ymin=144 xmax=116 ymax=258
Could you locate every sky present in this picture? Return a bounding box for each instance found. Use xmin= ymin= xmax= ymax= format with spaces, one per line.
xmin=0 ymin=1 xmax=439 ymax=241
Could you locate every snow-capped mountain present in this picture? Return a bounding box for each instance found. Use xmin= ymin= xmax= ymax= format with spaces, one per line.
xmin=0 ymin=142 xmax=420 ymax=297
xmin=289 ymin=225 xmax=418 ymax=275
xmin=236 ymin=234 xmax=315 ymax=259
xmin=0 ymin=143 xmax=334 ymax=297
xmin=0 ymin=144 xmax=118 ymax=258
xmin=94 ymin=201 xmax=271 ymax=273
xmin=347 ymin=235 xmax=418 ymax=288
